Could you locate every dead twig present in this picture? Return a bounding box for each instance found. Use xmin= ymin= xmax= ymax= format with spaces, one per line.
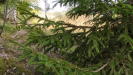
xmin=91 ymin=62 xmax=109 ymax=72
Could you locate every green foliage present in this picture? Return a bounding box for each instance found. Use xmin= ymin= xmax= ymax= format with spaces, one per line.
xmin=11 ymin=41 xmax=101 ymax=75
xmin=10 ymin=0 xmax=133 ymax=75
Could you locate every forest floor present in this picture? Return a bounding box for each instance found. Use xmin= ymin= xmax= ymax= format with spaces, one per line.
xmin=0 ymin=23 xmax=33 ymax=75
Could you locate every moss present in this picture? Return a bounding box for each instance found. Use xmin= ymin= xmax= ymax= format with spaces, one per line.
xmin=15 ymin=63 xmax=32 ymax=75
xmin=0 ymin=58 xmax=6 ymax=75
xmin=0 ymin=57 xmax=32 ymax=75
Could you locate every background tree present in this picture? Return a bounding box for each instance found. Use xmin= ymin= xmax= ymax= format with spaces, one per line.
xmin=0 ymin=0 xmax=40 ymax=36
xmin=43 ymin=0 xmax=50 ymax=18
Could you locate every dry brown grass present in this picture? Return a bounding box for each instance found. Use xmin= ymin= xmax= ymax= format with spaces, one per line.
xmin=28 ymin=12 xmax=95 ymax=33
xmin=49 ymin=14 xmax=94 ymax=32
xmin=53 ymin=15 xmax=94 ymax=26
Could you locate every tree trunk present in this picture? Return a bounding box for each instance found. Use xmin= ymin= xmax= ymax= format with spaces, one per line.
xmin=6 ymin=7 xmax=17 ymax=24
xmin=127 ymin=0 xmax=133 ymax=37
xmin=128 ymin=0 xmax=133 ymax=4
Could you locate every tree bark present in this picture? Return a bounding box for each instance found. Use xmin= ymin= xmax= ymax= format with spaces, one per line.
xmin=128 ymin=0 xmax=133 ymax=4
xmin=6 ymin=7 xmax=17 ymax=24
